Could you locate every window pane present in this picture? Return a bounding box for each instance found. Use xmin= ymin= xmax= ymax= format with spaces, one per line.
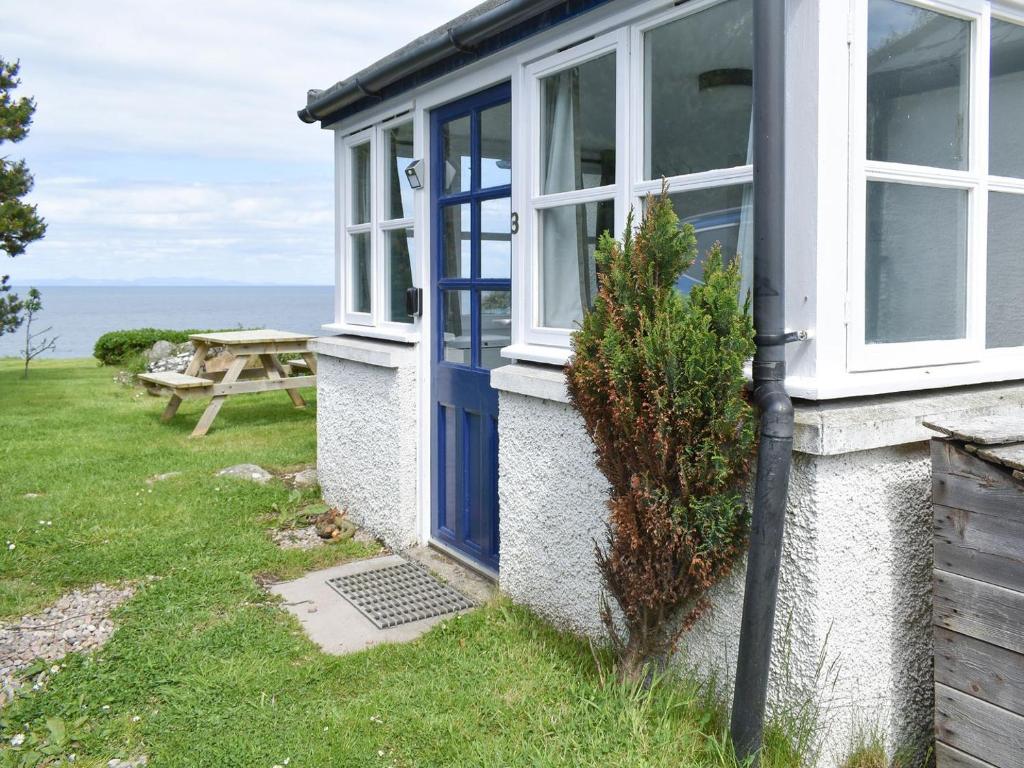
xmin=349 ymin=232 xmax=372 ymax=314
xmin=480 ymin=290 xmax=511 ymax=370
xmin=540 ymin=53 xmax=616 ymax=194
xmin=442 ymin=204 xmax=471 ymax=278
xmin=384 ymin=122 xmax=414 ymax=220
xmin=865 ymin=182 xmax=967 ymax=344
xmin=481 ymin=197 xmax=512 ymax=279
xmin=442 ymin=289 xmax=471 ymax=365
xmin=539 ymin=198 xmax=615 ymax=328
xmin=990 ymin=20 xmax=1024 ymax=179
xmin=645 ymin=0 xmax=753 ymax=179
xmin=481 ymin=102 xmax=512 ymax=189
xmin=351 ymin=143 xmax=371 ymax=224
xmin=387 ymin=229 xmax=416 ymax=324
xmin=442 ymin=115 xmax=471 ymax=195
xmin=667 ymin=184 xmax=753 ymax=299
xmin=987 ymin=193 xmax=1024 ymax=348
xmin=867 ymin=0 xmax=970 ymax=170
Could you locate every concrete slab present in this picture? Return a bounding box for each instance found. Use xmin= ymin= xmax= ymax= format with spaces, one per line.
xmin=401 ymin=545 xmax=496 ymax=604
xmin=269 ymin=554 xmax=478 ymax=655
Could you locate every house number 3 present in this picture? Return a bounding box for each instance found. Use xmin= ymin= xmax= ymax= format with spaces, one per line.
xmin=510 ymin=211 xmax=519 ymax=235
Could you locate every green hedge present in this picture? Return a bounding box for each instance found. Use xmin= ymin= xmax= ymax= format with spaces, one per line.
xmin=93 ymin=328 xmax=204 ymax=365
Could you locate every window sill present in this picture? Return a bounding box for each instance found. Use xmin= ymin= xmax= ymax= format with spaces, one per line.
xmin=311 ymin=335 xmax=417 ymax=369
xmin=320 ymin=322 xmax=420 ymax=344
xmin=491 ymin=363 xmax=570 ymax=403
xmin=500 ymin=342 xmax=571 ymax=367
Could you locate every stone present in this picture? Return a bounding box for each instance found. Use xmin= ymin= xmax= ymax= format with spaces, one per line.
xmin=145 ymin=472 xmax=181 ymax=486
xmin=290 ymin=467 xmax=318 ymax=489
xmin=145 ymin=340 xmax=176 ymax=362
xmin=216 ymin=464 xmax=273 ymax=484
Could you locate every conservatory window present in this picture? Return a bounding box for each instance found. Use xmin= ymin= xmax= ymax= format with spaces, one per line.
xmin=853 ymin=1 xmax=1024 ymax=370
xmin=340 ymin=118 xmax=419 ymax=330
xmin=529 ymin=44 xmax=620 ymax=334
xmin=637 ymin=0 xmax=754 ymax=300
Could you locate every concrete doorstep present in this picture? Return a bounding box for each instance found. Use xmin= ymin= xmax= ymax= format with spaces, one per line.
xmin=269 ymin=549 xmax=493 ymax=655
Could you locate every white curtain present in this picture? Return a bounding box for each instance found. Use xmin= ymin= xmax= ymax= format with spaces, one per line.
xmin=736 ymin=110 xmax=755 ymax=301
xmin=541 ymin=70 xmax=593 ymax=329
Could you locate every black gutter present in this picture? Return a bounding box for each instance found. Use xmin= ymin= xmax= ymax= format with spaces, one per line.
xmin=730 ymin=0 xmax=794 ymax=763
xmin=298 ymin=0 xmax=570 ymax=125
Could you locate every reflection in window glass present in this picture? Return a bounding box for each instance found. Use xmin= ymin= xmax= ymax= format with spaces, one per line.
xmin=645 ymin=0 xmax=753 ymax=179
xmin=480 ymin=290 xmax=512 ymax=370
xmin=351 ymin=143 xmax=371 ymax=224
xmin=865 ymin=182 xmax=967 ymax=344
xmin=480 ymin=102 xmax=512 ymax=189
xmin=667 ymin=184 xmax=753 ymax=299
xmin=481 ymin=197 xmax=512 ymax=279
xmin=990 ymin=20 xmax=1024 ymax=179
xmin=867 ymin=0 xmax=970 ymax=170
xmin=442 ymin=290 xmax=472 ymax=365
xmin=539 ymin=199 xmax=615 ymax=328
xmin=349 ymin=232 xmax=372 ymax=314
xmin=986 ymin=193 xmax=1024 ymax=348
xmin=540 ymin=53 xmax=616 ymax=194
xmin=384 ymin=123 xmax=415 ymax=220
xmin=442 ymin=116 xmax=472 ymax=195
xmin=442 ymin=204 xmax=471 ymax=278
xmin=387 ymin=229 xmax=416 ymax=324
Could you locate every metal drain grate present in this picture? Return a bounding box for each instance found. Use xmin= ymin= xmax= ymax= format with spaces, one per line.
xmin=326 ymin=561 xmax=475 ymax=629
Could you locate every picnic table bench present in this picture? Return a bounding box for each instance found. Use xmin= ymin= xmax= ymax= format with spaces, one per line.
xmin=138 ymin=329 xmax=317 ymax=437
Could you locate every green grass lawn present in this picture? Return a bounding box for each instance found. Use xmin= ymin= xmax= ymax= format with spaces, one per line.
xmin=0 ymin=359 xmax=801 ymax=768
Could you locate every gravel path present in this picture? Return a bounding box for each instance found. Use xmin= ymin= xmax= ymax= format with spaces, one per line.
xmin=1 ymin=583 xmax=135 ymax=708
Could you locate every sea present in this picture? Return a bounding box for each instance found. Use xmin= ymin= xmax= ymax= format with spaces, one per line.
xmin=0 ymin=286 xmax=335 ymax=359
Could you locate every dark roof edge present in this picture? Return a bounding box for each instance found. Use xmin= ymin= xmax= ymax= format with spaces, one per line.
xmin=298 ymin=0 xmax=607 ymax=126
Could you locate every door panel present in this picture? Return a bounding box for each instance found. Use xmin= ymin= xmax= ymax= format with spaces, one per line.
xmin=431 ymin=83 xmax=511 ymax=573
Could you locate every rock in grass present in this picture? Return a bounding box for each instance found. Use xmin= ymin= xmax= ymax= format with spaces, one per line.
xmin=216 ymin=464 xmax=273 ymax=484
xmin=290 ymin=467 xmax=318 ymax=489
xmin=145 ymin=472 xmax=181 ymax=486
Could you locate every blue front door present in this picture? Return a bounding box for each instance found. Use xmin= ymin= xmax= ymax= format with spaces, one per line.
xmin=431 ymin=83 xmax=512 ymax=573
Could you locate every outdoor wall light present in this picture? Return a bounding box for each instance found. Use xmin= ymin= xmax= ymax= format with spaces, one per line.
xmin=405 ymin=159 xmax=424 ymax=190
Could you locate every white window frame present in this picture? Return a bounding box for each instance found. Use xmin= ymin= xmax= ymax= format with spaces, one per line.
xmin=846 ymin=0 xmax=1024 ymax=372
xmin=520 ymin=29 xmax=630 ymax=349
xmin=334 ymin=109 xmax=422 ymax=337
xmin=342 ymin=127 xmax=375 ymax=326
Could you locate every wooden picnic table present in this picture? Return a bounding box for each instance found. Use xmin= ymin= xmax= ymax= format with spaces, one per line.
xmin=138 ymin=329 xmax=317 ymax=438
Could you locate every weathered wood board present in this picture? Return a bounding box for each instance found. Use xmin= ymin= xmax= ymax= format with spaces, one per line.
xmin=975 ymin=443 xmax=1024 ymax=472
xmin=933 ymin=435 xmax=1024 ymax=768
xmin=924 ymin=413 xmax=1024 ymax=445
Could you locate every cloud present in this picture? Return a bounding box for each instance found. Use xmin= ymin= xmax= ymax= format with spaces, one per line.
xmin=1 ymin=0 xmax=478 ymax=283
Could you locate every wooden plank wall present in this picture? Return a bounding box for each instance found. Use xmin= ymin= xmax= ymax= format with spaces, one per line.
xmin=932 ymin=439 xmax=1024 ymax=768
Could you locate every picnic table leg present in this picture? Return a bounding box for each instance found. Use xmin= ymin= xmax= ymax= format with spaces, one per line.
xmin=299 ymin=351 xmax=318 ymax=374
xmin=260 ymin=354 xmax=307 ymax=409
xmin=161 ymin=342 xmax=209 ymax=423
xmin=190 ymin=353 xmax=247 ymax=438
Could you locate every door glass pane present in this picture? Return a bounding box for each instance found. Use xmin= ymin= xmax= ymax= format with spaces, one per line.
xmin=387 ymin=228 xmax=415 ymax=324
xmin=667 ymin=184 xmax=753 ymax=300
xmin=645 ymin=0 xmax=753 ymax=179
xmin=441 ymin=289 xmax=472 ymax=365
xmin=480 ymin=102 xmax=512 ymax=189
xmin=539 ymin=198 xmax=615 ymax=328
xmin=384 ymin=122 xmax=415 ymax=220
xmin=987 ymin=192 xmax=1024 ymax=348
xmin=990 ymin=20 xmax=1024 ymax=179
xmin=865 ymin=181 xmax=967 ymax=344
xmin=479 ymin=290 xmax=511 ymax=370
xmin=349 ymin=232 xmax=372 ymax=314
xmin=540 ymin=53 xmax=616 ymax=194
xmin=480 ymin=197 xmax=512 ymax=279
xmin=867 ymin=0 xmax=970 ymax=170
xmin=442 ymin=115 xmax=471 ymax=195
xmin=442 ymin=204 xmax=471 ymax=278
xmin=351 ymin=142 xmax=371 ymax=224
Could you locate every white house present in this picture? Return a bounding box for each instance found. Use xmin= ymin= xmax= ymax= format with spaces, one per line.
xmin=298 ymin=0 xmax=1024 ymax=759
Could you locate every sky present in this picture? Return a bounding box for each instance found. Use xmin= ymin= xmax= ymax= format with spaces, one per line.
xmin=1 ymin=0 xmax=477 ymax=286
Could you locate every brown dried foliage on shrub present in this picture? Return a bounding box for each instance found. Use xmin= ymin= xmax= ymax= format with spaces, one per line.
xmin=565 ymin=189 xmax=756 ymax=682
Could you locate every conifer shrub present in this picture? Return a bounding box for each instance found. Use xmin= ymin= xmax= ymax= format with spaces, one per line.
xmin=565 ymin=189 xmax=757 ymax=682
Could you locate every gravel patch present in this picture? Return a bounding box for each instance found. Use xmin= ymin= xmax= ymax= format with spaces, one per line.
xmin=271 ymin=525 xmax=324 ymax=550
xmin=0 ymin=583 xmax=135 ymax=708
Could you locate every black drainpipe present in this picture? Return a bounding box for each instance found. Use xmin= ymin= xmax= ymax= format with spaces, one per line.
xmin=730 ymin=0 xmax=794 ymax=762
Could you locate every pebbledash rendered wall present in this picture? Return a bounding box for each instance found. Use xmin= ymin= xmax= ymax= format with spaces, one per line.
xmin=314 ymin=337 xmax=1024 ymax=762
